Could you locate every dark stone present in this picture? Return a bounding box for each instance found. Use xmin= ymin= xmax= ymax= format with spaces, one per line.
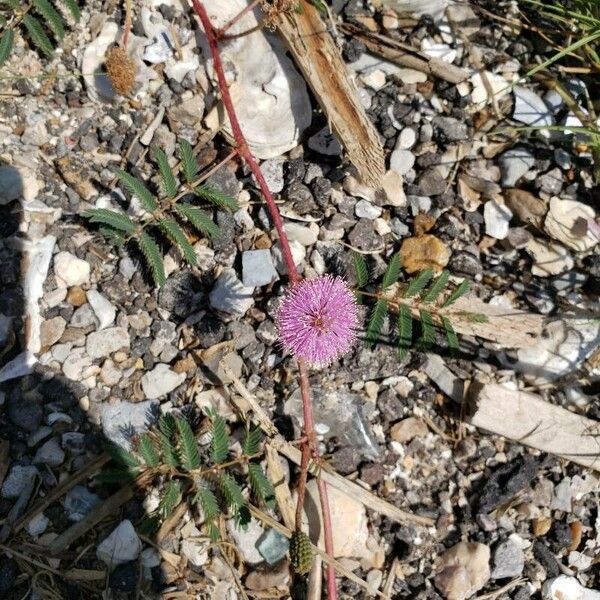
xmin=109 ymin=561 xmax=138 ymax=592
xmin=417 ymin=168 xmax=446 ymax=196
xmin=0 ymin=557 xmax=18 ymax=596
xmin=207 ymin=165 xmax=240 ymax=199
xmin=360 ymin=462 xmax=384 ymax=486
xmin=330 ymin=446 xmax=361 ymax=475
xmin=311 ymin=177 xmax=332 ymax=208
xmin=158 ymin=270 xmax=200 ymax=318
xmin=450 ymin=251 xmax=482 ymax=277
xmin=513 ymin=587 xmax=531 ymax=600
xmin=287 ymin=181 xmax=317 ymax=215
xmin=377 ymin=388 xmax=403 ymax=422
xmin=532 ymin=541 xmax=560 ymax=577
xmin=100 ymin=275 xmax=131 ymax=303
xmin=195 ymin=314 xmax=226 ymax=348
xmin=432 ymin=116 xmax=469 ymax=142
xmin=348 ymin=220 xmax=382 ymax=252
xmin=213 ymin=210 xmax=235 ymax=252
xmin=549 ymin=521 xmax=572 ymax=552
xmin=286 ymin=157 xmax=305 ymax=183
xmin=478 ymin=455 xmax=540 ymax=513
xmin=342 ymin=39 xmax=366 ymax=62
xmin=7 ymin=398 xmax=43 ymax=432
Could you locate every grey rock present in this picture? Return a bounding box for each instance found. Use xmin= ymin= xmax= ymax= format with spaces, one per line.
xmin=8 ymin=398 xmax=43 ymax=431
xmin=258 ymin=159 xmax=285 ymax=193
xmin=538 ymin=167 xmax=563 ymax=195
xmin=141 ymin=363 xmax=185 ymax=399
xmin=210 ymin=269 xmax=255 ymax=316
xmin=150 ymin=321 xmax=177 ymax=356
xmin=71 ymin=304 xmax=96 ymax=328
xmin=355 ymin=199 xmax=382 ymax=220
xmin=242 ymin=250 xmax=279 ymax=287
xmin=390 ymin=149 xmax=415 ymax=175
xmin=33 ymin=438 xmax=65 ymax=467
xmin=499 ymin=147 xmax=535 ymax=187
xmin=308 ymin=126 xmax=343 ymax=155
xmin=87 ymin=290 xmax=116 ymax=330
xmin=349 ymin=220 xmax=383 ymax=252
xmin=26 ymin=512 xmax=49 ymax=536
xmin=551 ymin=478 xmax=572 ymax=513
xmin=97 ymin=520 xmax=142 ymax=567
xmin=64 ymin=486 xmax=101 ymax=522
xmin=22 ymin=121 xmax=49 ymax=146
xmin=227 ymin=518 xmax=265 ymax=565
xmin=1 ymin=465 xmax=38 ymax=499
xmin=418 ymin=168 xmax=446 ymax=196
xmin=484 ymin=200 xmax=513 ymax=239
xmin=101 ymin=400 xmax=158 ymax=449
xmin=513 ymin=86 xmax=554 ymax=128
xmin=86 ymin=327 xmax=130 ymax=360
xmin=491 ymin=540 xmax=524 ymax=579
xmin=257 ymin=529 xmax=289 ymax=565
xmin=433 ymin=116 xmax=469 ymax=141
xmin=0 ymin=166 xmax=23 ymax=204
xmin=119 ymin=257 xmax=136 ymax=280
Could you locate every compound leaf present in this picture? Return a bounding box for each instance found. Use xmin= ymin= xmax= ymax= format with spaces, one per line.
xmin=176 ymin=417 xmax=201 ymax=471
xmin=423 ymin=270 xmax=450 ymax=304
xmin=404 ymin=268 xmax=434 ymax=298
xmin=154 ymin=147 xmax=178 ymax=198
xmin=117 ymin=169 xmax=158 ymax=212
xmin=136 ymin=232 xmax=165 ymax=287
xmin=442 ymin=280 xmax=471 ymax=307
xmin=159 ymin=218 xmax=197 ymax=266
xmin=397 ymin=303 xmax=413 ymax=360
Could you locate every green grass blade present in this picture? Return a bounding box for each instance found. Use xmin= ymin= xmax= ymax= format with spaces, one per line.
xmin=158 ymin=218 xmax=197 ymax=266
xmin=422 ymin=270 xmax=450 ymax=304
xmin=154 ymin=147 xmax=178 ymax=198
xmin=397 ymin=303 xmax=412 ymax=360
xmin=23 ymin=14 xmax=54 ymax=58
xmin=0 ymin=29 xmax=15 ymax=68
xmin=136 ymin=232 xmax=165 ymax=287
xmin=32 ymin=0 xmax=65 ymax=39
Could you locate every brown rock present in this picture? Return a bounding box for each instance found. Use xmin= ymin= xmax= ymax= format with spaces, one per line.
xmin=173 ymin=355 xmax=196 ymax=374
xmin=413 ymin=213 xmax=437 ymax=236
xmin=245 ymin=561 xmax=290 ymax=591
xmin=503 ymin=188 xmax=547 ymax=227
xmin=55 ymin=156 xmax=96 ymax=200
xmin=390 ymin=417 xmax=428 ymax=443
xmin=435 ymin=542 xmax=490 ymax=600
xmin=40 ymin=316 xmax=66 ymax=348
xmin=67 ymin=286 xmax=87 ymax=307
xmin=400 ymin=235 xmax=450 ymax=273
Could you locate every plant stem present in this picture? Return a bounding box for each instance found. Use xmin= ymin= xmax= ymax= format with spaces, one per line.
xmin=122 ymin=0 xmax=132 ymax=49
xmin=190 ymin=2 xmax=337 ymax=597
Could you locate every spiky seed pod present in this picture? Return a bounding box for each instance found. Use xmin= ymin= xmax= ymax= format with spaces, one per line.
xmin=289 ymin=530 xmax=313 ymax=575
xmin=105 ymin=46 xmax=137 ymax=96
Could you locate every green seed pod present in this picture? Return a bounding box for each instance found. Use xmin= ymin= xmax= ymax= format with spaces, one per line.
xmin=289 ymin=530 xmax=313 ymax=575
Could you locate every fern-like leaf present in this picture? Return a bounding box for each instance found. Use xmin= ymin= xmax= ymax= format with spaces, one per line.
xmin=159 ymin=432 xmax=179 ymax=467
xmin=179 ymin=139 xmax=198 ymax=184
xmin=176 ymin=417 xmax=201 ymax=471
xmin=98 ymin=226 xmax=126 ymax=246
xmin=397 ymin=303 xmax=413 ymax=360
xmin=194 ymin=485 xmax=220 ymax=541
xmin=442 ymin=280 xmax=471 ymax=307
xmin=32 ymin=0 xmax=65 ymax=39
xmin=84 ymin=208 xmax=137 ymax=233
xmin=158 ymin=219 xmax=197 ymax=266
xmin=195 ymin=184 xmax=239 ymax=212
xmin=352 ymin=252 xmax=369 ymax=288
xmin=210 ymin=414 xmax=229 ymax=465
xmin=136 ymin=232 xmax=165 ymax=287
xmin=23 ymin=14 xmax=54 ymax=58
xmin=117 ymin=169 xmax=158 ymax=212
xmin=404 ymin=268 xmax=434 ymax=298
xmin=382 ymin=252 xmax=401 ymax=290
xmin=418 ymin=309 xmax=436 ymax=348
xmin=219 ymin=473 xmax=246 ymax=509
xmin=1 ymin=0 xmax=20 ymax=10
xmin=159 ymin=413 xmax=177 ymax=438
xmin=59 ymin=0 xmax=81 ymax=21
xmin=242 ymin=427 xmax=262 ymax=457
xmin=423 ymin=270 xmax=450 ymax=304
xmin=95 ymin=467 xmax=139 ymax=484
xmin=154 ymin=148 xmax=178 ymax=199
xmin=0 ymin=29 xmax=14 ymax=68
xmin=158 ymin=481 xmax=182 ymax=518
xmin=106 ymin=442 xmax=140 ymax=470
xmin=441 ymin=316 xmax=459 ymax=354
xmin=175 ymin=203 xmax=220 ymax=239
xmin=248 ymin=463 xmax=275 ymax=508
xmin=137 ymin=433 xmax=160 ymax=468
xmin=366 ymin=298 xmax=388 ymax=347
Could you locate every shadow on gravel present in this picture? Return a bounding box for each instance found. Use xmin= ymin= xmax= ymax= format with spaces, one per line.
xmin=0 ymin=165 xmax=168 ymax=599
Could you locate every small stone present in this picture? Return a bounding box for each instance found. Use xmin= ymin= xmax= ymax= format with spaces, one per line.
xmin=538 ymin=167 xmax=563 ymax=195
xmin=513 ymin=86 xmax=554 ymax=131
xmin=542 ymin=576 xmax=600 ymax=600
xmin=101 ymin=400 xmax=158 ymax=449
xmin=210 ymin=269 xmax=255 ymax=316
xmin=67 ymin=286 xmax=87 ymax=306
xmin=109 ymin=562 xmax=137 ymax=592
xmin=87 ymin=290 xmax=116 ymax=330
xmin=484 ymin=200 xmax=513 ymax=240
xmin=526 ymin=238 xmax=574 ymax=277
xmin=100 ymin=359 xmax=121 ymax=386
xmin=551 ymin=478 xmax=572 ymax=513
xmin=435 ymin=542 xmax=491 ymax=600
xmin=504 ymin=188 xmax=547 ymax=227
xmin=257 ymin=529 xmax=289 ymax=565
xmin=432 ymin=116 xmax=469 ymax=141
xmin=40 ymin=316 xmax=66 ymax=348
xmin=54 ymin=252 xmax=90 ymax=288
xmin=64 ymin=486 xmax=101 ymax=522
xmin=258 ymin=159 xmax=285 ymax=193
xmin=1 ymin=465 xmax=38 ymax=499
xmin=397 ymin=128 xmax=417 ymax=150
xmin=400 ymin=235 xmax=450 ymax=273
xmin=97 ymin=520 xmax=142 ymax=568
xmin=308 ymin=126 xmax=342 ymax=156
xmin=355 ymin=199 xmax=382 ymax=220
xmin=27 ymin=512 xmax=49 ymax=537
xmin=242 ymin=250 xmax=279 ymax=287
xmin=71 ymin=304 xmax=96 ymax=328
xmin=390 ymin=417 xmax=428 ymax=443
xmin=22 ymin=121 xmax=49 ymax=146
xmin=181 ymin=538 xmax=209 ymax=569
xmin=491 ymin=540 xmax=524 ymax=579
xmin=361 ymin=69 xmax=387 ymax=90
xmin=245 ymin=561 xmax=290 ymax=591
xmin=499 ymin=147 xmax=535 ymax=187
xmin=33 ymin=437 xmax=65 ymax=467
xmin=0 ymin=165 xmax=24 ymax=204
xmin=544 ymin=198 xmax=598 ymax=252
xmin=349 ymin=220 xmax=383 ymax=252
xmin=227 ymin=518 xmax=265 ymax=565
xmin=417 ymin=168 xmax=446 ymax=196
xmin=381 ymin=170 xmax=407 ymax=207
xmin=141 ymin=363 xmax=185 ymax=399
xmin=284 ymin=222 xmax=317 ymax=246
xmin=390 ymin=148 xmax=416 ymax=175
xmin=86 ymin=327 xmax=130 ymax=360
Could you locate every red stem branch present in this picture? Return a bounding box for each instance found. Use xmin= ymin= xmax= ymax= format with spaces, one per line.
xmin=190 ymin=2 xmax=336 ymax=597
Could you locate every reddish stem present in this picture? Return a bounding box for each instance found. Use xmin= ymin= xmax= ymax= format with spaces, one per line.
xmin=191 ymin=3 xmax=336 ymax=597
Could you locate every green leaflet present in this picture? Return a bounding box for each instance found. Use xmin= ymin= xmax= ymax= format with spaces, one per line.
xmin=175 ymin=203 xmax=221 ymax=239
xmin=404 ymin=268 xmax=434 ymax=298
xmin=442 ymin=280 xmax=471 ymax=307
xmin=0 ymin=29 xmax=14 ymax=68
xmin=195 ymin=184 xmax=239 ymax=211
xmin=136 ymin=232 xmax=165 ymax=287
xmin=117 ymin=169 xmax=158 ymax=212
xmin=248 ymin=463 xmax=275 ymax=508
xmin=397 ymin=303 xmax=412 ymax=360
xmin=158 ymin=218 xmax=197 ymax=266
xmin=366 ymin=298 xmax=388 ymax=347
xmin=84 ymin=208 xmax=136 ymax=233
xmin=158 ymin=481 xmax=182 ymax=518
xmin=418 ymin=309 xmax=436 ymax=348
xmin=154 ymin=147 xmax=178 ymax=198
xmin=137 ymin=433 xmax=160 ymax=468
xmin=23 ymin=14 xmax=53 ymax=58
xmin=441 ymin=316 xmax=459 ymax=355
xmin=178 ymin=139 xmax=198 ymax=184
xmin=242 ymin=427 xmax=262 ymax=457
xmin=176 ymin=417 xmax=201 ymax=471
xmin=210 ymin=414 xmax=229 ymax=465
xmin=32 ymin=0 xmax=65 ymax=39
xmin=382 ymin=252 xmax=401 ymax=290
xmin=422 ymin=270 xmax=450 ymax=304
xmin=352 ymin=251 xmax=369 ymax=289
xmin=59 ymin=0 xmax=81 ymax=21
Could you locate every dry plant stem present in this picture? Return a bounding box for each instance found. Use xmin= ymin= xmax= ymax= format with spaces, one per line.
xmin=191 ymin=2 xmax=336 ymax=597
xmin=122 ymin=0 xmax=132 ymax=49
xmin=216 ymin=0 xmax=261 ymax=37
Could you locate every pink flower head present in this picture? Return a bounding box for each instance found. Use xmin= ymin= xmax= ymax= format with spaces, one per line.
xmin=276 ymin=275 xmax=358 ymax=367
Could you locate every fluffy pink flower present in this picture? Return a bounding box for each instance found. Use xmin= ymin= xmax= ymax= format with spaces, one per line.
xmin=276 ymin=275 xmax=358 ymax=367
